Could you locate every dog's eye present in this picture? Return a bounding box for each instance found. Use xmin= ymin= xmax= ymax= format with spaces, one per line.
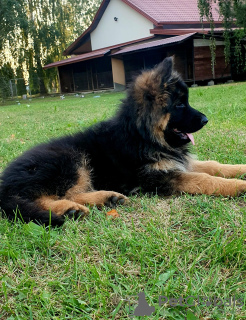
xmin=176 ymin=104 xmax=185 ymax=109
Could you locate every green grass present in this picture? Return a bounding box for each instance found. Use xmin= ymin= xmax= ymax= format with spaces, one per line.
xmin=0 ymin=85 xmax=246 ymax=319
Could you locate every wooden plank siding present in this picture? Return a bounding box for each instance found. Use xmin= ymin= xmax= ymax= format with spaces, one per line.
xmin=58 ymin=57 xmax=113 ymax=92
xmin=194 ymin=45 xmax=231 ymax=81
xmin=59 ymin=66 xmax=75 ymax=93
xmin=166 ymin=40 xmax=194 ymax=81
xmin=124 ymin=40 xmax=194 ymax=84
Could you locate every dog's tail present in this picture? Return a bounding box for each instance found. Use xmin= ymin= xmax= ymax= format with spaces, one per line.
xmin=0 ymin=194 xmax=64 ymax=226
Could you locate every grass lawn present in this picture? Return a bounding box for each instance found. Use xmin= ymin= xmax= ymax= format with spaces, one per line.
xmin=0 ymin=83 xmax=246 ymax=319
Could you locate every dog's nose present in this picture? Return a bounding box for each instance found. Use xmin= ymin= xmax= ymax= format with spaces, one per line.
xmin=201 ymin=116 xmax=208 ymax=126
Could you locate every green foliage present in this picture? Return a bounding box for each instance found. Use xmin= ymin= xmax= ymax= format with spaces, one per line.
xmin=198 ymin=0 xmax=246 ymax=77
xmin=0 ymin=0 xmax=27 ymax=50
xmin=16 ymin=67 xmax=27 ymax=96
xmin=0 ymin=63 xmax=14 ymax=101
xmin=231 ymin=28 xmax=246 ymax=74
xmin=29 ymin=67 xmax=41 ymax=95
xmin=234 ymin=0 xmax=246 ymax=29
xmin=0 ymin=0 xmax=101 ymax=93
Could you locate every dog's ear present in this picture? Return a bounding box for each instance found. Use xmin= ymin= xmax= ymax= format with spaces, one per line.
xmin=155 ymin=57 xmax=173 ymax=84
xmin=133 ymin=56 xmax=175 ymax=105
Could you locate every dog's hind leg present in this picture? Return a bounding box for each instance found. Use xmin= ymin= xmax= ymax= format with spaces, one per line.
xmin=64 ymin=173 xmax=128 ymax=207
xmin=36 ymin=195 xmax=90 ymax=219
xmin=0 ymin=195 xmax=74 ymax=226
xmin=177 ymin=171 xmax=246 ymax=196
xmin=191 ymin=160 xmax=246 ymax=179
xmin=66 ymin=191 xmax=128 ymax=208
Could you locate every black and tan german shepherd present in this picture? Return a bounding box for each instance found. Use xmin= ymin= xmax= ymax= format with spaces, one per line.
xmin=1 ymin=57 xmax=246 ymax=226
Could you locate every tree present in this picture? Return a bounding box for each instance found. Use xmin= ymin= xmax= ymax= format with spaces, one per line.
xmin=0 ymin=0 xmax=27 ymax=51
xmin=0 ymin=63 xmax=15 ymax=100
xmin=0 ymin=0 xmax=101 ymax=94
xmin=16 ymin=66 xmax=27 ymax=95
xmin=198 ymin=0 xmax=246 ymax=78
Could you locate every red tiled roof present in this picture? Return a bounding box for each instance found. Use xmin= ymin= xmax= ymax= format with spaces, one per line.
xmin=122 ymin=0 xmax=221 ymax=24
xmin=43 ymin=49 xmax=110 ymax=69
xmin=112 ymin=33 xmax=196 ymax=55
xmin=151 ymin=28 xmax=226 ymax=36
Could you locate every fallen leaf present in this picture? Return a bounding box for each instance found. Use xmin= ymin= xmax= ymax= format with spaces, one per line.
xmin=106 ymin=209 xmax=119 ymax=218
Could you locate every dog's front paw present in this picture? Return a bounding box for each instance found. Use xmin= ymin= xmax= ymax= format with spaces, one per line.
xmin=64 ymin=203 xmax=90 ymax=219
xmin=104 ymin=192 xmax=129 ymax=208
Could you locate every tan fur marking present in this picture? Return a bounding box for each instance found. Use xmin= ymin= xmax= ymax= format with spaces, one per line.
xmin=151 ymin=158 xmax=187 ymax=173
xmin=178 ymin=172 xmax=246 ymax=196
xmin=155 ymin=93 xmax=169 ymax=106
xmin=65 ymin=168 xmax=93 ymax=199
xmin=36 ymin=196 xmax=89 ymax=216
xmin=157 ymin=113 xmax=171 ymax=131
xmin=134 ymin=70 xmax=159 ymax=105
xmin=64 ymin=168 xmax=128 ymax=208
xmin=192 ymin=160 xmax=246 ymax=178
xmin=152 ymin=113 xmax=170 ymax=144
xmin=69 ymin=191 xmax=128 ymax=207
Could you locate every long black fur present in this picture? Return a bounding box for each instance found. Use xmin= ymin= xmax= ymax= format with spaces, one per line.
xmin=0 ymin=58 xmax=207 ymax=226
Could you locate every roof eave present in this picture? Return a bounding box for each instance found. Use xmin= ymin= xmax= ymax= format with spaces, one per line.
xmin=112 ymin=33 xmax=196 ymax=56
xmin=63 ymin=0 xmax=110 ymax=56
xmin=150 ymin=29 xmax=201 ymax=36
xmin=63 ymin=29 xmax=91 ymax=56
xmin=44 ymin=49 xmax=110 ymax=69
xmin=157 ymin=20 xmax=222 ymax=25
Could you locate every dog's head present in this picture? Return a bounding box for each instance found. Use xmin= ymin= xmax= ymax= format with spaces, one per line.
xmin=131 ymin=57 xmax=208 ymax=148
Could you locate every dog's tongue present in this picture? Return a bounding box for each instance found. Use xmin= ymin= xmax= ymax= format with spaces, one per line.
xmin=186 ymin=133 xmax=195 ymax=145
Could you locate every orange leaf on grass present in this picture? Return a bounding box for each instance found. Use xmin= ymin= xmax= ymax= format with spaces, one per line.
xmin=106 ymin=209 xmax=119 ymax=218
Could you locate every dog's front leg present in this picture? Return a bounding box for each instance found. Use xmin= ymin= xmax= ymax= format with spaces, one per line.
xmin=191 ymin=160 xmax=246 ymax=179
xmin=177 ymin=171 xmax=246 ymax=196
xmin=66 ymin=191 xmax=128 ymax=207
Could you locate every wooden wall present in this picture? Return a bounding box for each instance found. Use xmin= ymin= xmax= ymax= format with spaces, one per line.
xmin=194 ymin=45 xmax=231 ymax=81
xmin=58 ymin=57 xmax=113 ymax=93
xmin=59 ymin=66 xmax=74 ymax=93
xmin=123 ymin=40 xmax=193 ymax=84
xmin=167 ymin=40 xmax=193 ymax=81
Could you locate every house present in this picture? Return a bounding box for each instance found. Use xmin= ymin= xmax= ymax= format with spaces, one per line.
xmin=44 ymin=0 xmax=231 ymax=92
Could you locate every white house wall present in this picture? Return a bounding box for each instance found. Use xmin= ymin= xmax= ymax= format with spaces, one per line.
xmin=91 ymin=0 xmax=154 ymax=51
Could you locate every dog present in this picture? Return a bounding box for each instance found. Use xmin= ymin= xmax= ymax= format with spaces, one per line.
xmin=1 ymin=57 xmax=246 ymax=226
